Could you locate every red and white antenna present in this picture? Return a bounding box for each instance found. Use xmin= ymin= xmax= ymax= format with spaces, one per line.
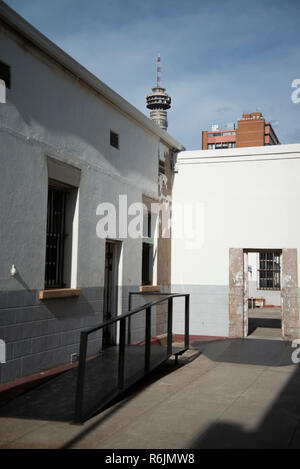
xmin=157 ymin=53 xmax=161 ymax=87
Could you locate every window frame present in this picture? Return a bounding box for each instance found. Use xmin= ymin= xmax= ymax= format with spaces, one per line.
xmin=257 ymin=251 xmax=281 ymax=291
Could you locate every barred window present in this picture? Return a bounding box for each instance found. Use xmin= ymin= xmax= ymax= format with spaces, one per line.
xmin=45 ymin=184 xmax=67 ymax=288
xmin=258 ymin=251 xmax=281 ymax=290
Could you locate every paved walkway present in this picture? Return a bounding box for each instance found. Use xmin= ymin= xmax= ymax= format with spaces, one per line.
xmin=1 ymin=338 xmax=300 ymax=449
xmin=0 ymin=345 xmax=173 ymax=423
xmin=248 ymin=307 xmax=282 ymax=340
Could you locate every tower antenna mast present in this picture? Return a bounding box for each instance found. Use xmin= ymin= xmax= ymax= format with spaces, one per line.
xmin=157 ymin=53 xmax=161 ymax=87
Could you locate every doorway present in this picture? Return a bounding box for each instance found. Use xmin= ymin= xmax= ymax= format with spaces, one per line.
xmin=103 ymin=240 xmax=121 ymax=348
xmin=229 ymin=248 xmax=299 ymax=340
xmin=246 ymin=250 xmax=282 ymax=340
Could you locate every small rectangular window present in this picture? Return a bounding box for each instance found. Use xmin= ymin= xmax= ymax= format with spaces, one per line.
xmin=110 ymin=130 xmax=119 ymax=149
xmin=0 ymin=61 xmax=10 ymax=89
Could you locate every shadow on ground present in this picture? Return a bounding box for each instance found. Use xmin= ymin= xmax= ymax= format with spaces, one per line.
xmin=248 ymin=317 xmax=281 ymax=335
xmin=1 ymin=338 xmax=298 ymax=450
xmin=189 ymin=361 xmax=300 ymax=449
xmin=0 ymin=346 xmax=201 ymax=424
xmin=62 ymin=338 xmax=300 ymax=449
xmin=193 ymin=338 xmax=294 ymax=366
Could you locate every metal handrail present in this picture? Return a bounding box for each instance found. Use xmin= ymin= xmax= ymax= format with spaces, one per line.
xmin=74 ymin=292 xmax=190 ymax=423
xmin=127 ymin=291 xmax=187 ymax=345
xmin=83 ymin=293 xmax=187 ymax=335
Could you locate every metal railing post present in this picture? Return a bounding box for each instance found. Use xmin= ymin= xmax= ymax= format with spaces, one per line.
xmin=73 ymin=293 xmax=190 ymax=423
xmin=127 ymin=293 xmax=132 ymax=344
xmin=145 ymin=306 xmax=151 ymax=372
xmin=74 ymin=332 xmax=88 ymax=424
xmin=118 ymin=318 xmax=126 ymax=390
xmin=167 ymin=297 xmax=173 ymax=356
xmin=185 ymin=294 xmax=190 ymax=350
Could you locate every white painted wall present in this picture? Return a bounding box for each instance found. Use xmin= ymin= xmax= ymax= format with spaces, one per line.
xmin=172 ymin=144 xmax=300 ymax=337
xmin=0 ymin=25 xmax=175 ymax=295
xmin=0 ymin=18 xmax=179 ymax=383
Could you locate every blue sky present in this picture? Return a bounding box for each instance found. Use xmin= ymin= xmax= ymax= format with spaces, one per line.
xmin=5 ymin=0 xmax=300 ymax=149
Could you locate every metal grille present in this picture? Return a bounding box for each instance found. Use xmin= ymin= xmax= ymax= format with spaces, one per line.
xmin=258 ymin=251 xmax=281 ymax=290
xmin=45 ymin=186 xmax=67 ymax=289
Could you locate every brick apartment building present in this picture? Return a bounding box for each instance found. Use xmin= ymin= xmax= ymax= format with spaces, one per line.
xmin=202 ymin=112 xmax=280 ymax=150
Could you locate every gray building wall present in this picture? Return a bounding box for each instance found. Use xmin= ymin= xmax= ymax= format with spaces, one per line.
xmin=0 ymin=17 xmax=177 ymax=384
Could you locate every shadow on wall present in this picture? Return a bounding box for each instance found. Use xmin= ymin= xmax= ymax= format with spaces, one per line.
xmin=13 ymin=272 xmax=31 ymax=291
xmin=42 ymin=293 xmax=99 ymax=322
xmin=8 ymin=49 xmax=158 ymax=182
xmin=0 ymin=288 xmax=103 ymax=385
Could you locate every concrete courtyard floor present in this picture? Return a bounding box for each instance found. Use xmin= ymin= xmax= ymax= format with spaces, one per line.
xmin=248 ymin=307 xmax=282 ymax=340
xmin=1 ymin=338 xmax=300 ymax=449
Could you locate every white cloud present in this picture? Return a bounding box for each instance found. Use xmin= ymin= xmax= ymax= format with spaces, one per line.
xmin=6 ymin=0 xmax=300 ymax=147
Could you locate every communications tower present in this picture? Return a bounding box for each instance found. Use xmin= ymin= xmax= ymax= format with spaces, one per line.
xmin=146 ymin=54 xmax=171 ymax=131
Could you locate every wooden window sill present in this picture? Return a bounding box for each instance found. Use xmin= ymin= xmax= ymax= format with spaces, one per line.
xmin=39 ymin=288 xmax=82 ymax=300
xmin=139 ymin=285 xmax=161 ymax=293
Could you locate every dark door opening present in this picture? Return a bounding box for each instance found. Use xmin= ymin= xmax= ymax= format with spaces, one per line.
xmin=103 ymin=240 xmax=121 ymax=348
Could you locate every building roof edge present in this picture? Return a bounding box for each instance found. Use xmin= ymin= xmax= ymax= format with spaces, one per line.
xmin=0 ymin=1 xmax=184 ymax=151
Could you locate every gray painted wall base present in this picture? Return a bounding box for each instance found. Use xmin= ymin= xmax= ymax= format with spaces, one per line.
xmin=171 ymin=284 xmax=229 ymax=337
xmin=0 ymin=287 xmax=103 ymax=385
